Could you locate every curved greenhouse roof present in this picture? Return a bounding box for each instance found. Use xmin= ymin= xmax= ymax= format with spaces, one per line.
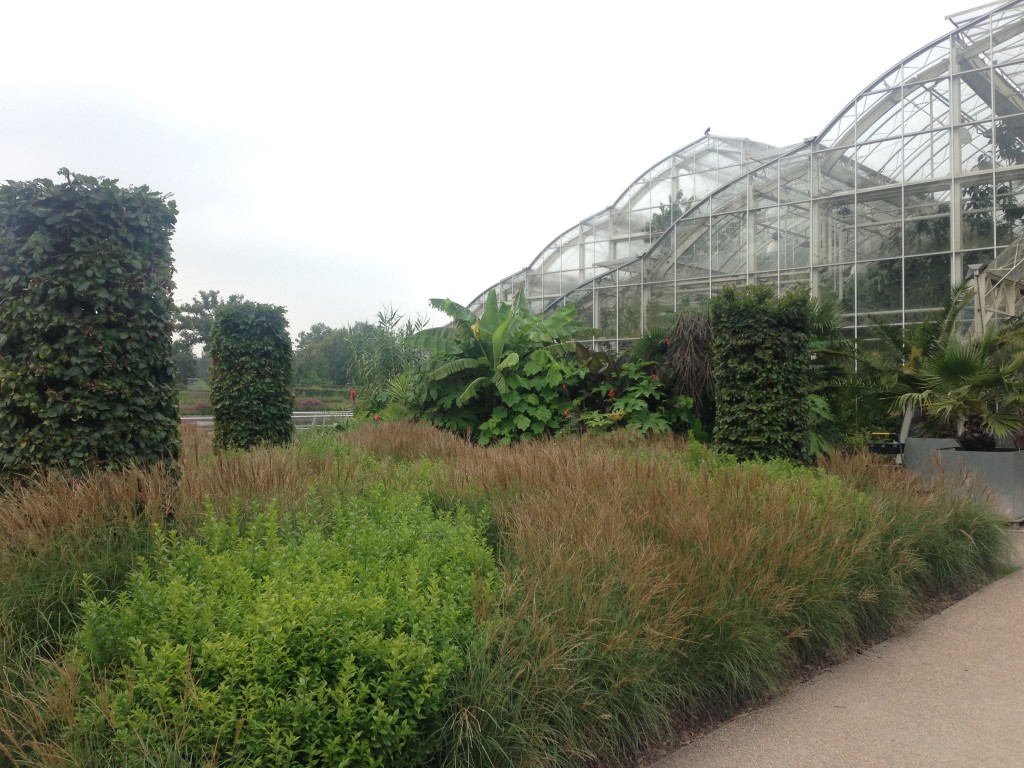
xmin=472 ymin=0 xmax=1024 ymax=348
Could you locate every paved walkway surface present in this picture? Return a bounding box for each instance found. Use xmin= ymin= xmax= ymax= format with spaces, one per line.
xmin=655 ymin=529 xmax=1024 ymax=768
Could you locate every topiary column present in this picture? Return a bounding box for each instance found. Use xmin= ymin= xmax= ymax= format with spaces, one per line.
xmin=711 ymin=285 xmax=810 ymax=462
xmin=210 ymin=301 xmax=294 ymax=450
xmin=0 ymin=171 xmax=180 ymax=480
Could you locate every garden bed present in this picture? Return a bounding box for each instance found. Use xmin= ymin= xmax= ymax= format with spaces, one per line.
xmin=0 ymin=422 xmax=1011 ymax=766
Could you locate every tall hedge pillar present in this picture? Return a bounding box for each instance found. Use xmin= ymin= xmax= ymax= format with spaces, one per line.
xmin=210 ymin=301 xmax=294 ymax=450
xmin=711 ymin=285 xmax=810 ymax=462
xmin=0 ymin=172 xmax=180 ymax=479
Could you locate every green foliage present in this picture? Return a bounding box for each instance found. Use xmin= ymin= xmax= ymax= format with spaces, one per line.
xmin=175 ymin=289 xmax=244 ymax=352
xmin=210 ymin=302 xmax=294 ymax=451
xmin=711 ymin=285 xmax=811 ymax=462
xmin=408 ymin=290 xmax=583 ymax=444
xmin=294 ymin=322 xmax=353 ymax=386
xmin=573 ymin=351 xmax=694 ymax=436
xmin=894 ymin=318 xmax=1024 ymax=449
xmin=661 ymin=303 xmax=715 ymax=429
xmin=72 ymin=494 xmax=498 ymax=766
xmin=0 ymin=171 xmax=180 ymax=479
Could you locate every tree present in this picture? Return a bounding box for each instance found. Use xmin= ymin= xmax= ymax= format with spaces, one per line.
xmin=176 ymin=289 xmax=244 ymax=353
xmin=171 ymin=337 xmax=198 ymax=386
xmin=294 ymin=323 xmax=353 ymax=386
xmin=0 ymin=171 xmax=180 ymax=478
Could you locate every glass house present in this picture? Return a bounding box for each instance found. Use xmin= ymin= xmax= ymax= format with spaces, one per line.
xmin=470 ymin=0 xmax=1024 ymax=349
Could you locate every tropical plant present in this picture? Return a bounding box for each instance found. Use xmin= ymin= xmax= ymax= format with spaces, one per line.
xmin=408 ymin=290 xmax=583 ymax=443
xmin=661 ymin=302 xmax=715 ymax=431
xmin=894 ymin=319 xmax=1024 ymax=450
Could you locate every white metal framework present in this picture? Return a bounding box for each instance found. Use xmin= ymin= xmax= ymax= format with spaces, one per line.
xmin=471 ymin=1 xmax=1024 ymax=349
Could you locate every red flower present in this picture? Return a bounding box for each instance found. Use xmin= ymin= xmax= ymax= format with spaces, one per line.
xmin=608 ymin=389 xmax=616 ymax=398
xmin=349 ymin=388 xmax=358 ymax=402
xmin=373 ymin=414 xmax=381 ymax=421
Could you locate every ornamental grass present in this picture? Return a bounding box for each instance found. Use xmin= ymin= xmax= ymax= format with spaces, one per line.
xmin=0 ymin=422 xmax=1011 ymax=767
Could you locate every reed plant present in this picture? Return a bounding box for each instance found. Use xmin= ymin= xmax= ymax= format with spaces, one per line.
xmin=0 ymin=421 xmax=1011 ymax=766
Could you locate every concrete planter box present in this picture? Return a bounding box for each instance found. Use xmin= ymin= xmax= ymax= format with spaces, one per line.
xmin=905 ymin=437 xmax=1024 ymax=522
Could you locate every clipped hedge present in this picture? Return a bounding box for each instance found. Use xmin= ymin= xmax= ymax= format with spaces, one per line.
xmin=74 ymin=493 xmax=498 ymax=766
xmin=210 ymin=301 xmax=293 ymax=450
xmin=711 ymin=285 xmax=810 ymax=462
xmin=0 ymin=171 xmax=180 ymax=479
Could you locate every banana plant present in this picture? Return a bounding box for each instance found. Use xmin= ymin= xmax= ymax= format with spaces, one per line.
xmin=409 ymin=289 xmax=580 ymax=404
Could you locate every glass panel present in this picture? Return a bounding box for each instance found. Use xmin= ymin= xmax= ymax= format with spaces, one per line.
xmin=541 ymin=271 xmax=560 ymax=299
xmin=618 ymin=285 xmax=641 ymax=338
xmin=675 ymin=219 xmax=711 ymax=274
xmin=646 ymin=282 xmax=676 ymax=327
xmin=856 ymin=257 xmax=904 ymax=315
xmin=711 ymin=212 xmax=747 ymax=275
xmin=904 ymin=253 xmax=951 ymax=311
xmin=815 ymin=263 xmax=856 ymax=315
xmin=708 ymin=275 xmax=746 ymax=298
xmin=823 ymin=202 xmax=856 ymax=265
xmin=956 ymin=25 xmax=991 ymax=74
xmin=991 ymin=10 xmax=1024 ymax=62
xmin=903 ymin=78 xmax=951 ymax=131
xmin=857 ymin=138 xmax=905 ymax=184
xmin=711 ymin=181 xmax=748 ymax=214
xmin=856 ymin=192 xmax=904 ymax=260
xmin=629 ymin=183 xmax=653 ymax=216
xmin=596 ymin=288 xmax=616 ymax=336
xmin=958 ymin=78 xmax=994 ymax=125
xmin=903 ymin=129 xmax=952 ymax=182
xmin=993 ymin=73 xmax=1024 ymax=117
xmin=902 ymin=39 xmax=951 ymax=80
xmin=754 ymin=207 xmax=779 ymax=271
xmin=821 ymin=109 xmax=857 ymax=149
xmin=814 ymin=149 xmax=855 ymax=196
xmin=958 ymin=122 xmax=994 ymax=171
xmin=538 ymin=244 xmax=561 ymax=272
xmin=996 ymin=177 xmax=1024 ymax=245
xmin=778 ymin=153 xmax=810 ymax=203
xmin=780 ymin=205 xmax=811 ymax=269
xmin=904 ymin=188 xmax=952 ymax=255
xmin=855 ymin=89 xmax=904 ymax=144
xmin=962 ymin=181 xmax=996 ymax=249
xmin=609 ymin=210 xmax=631 ymax=240
xmin=866 ymin=64 xmax=905 ymax=94
xmin=995 ymin=116 xmax=1024 ymax=165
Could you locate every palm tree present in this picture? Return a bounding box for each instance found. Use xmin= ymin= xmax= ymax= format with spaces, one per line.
xmin=892 ymin=291 xmax=1024 ymax=450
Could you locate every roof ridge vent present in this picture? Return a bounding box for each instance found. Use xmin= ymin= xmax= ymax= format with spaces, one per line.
xmin=946 ymin=1 xmax=1014 ymax=28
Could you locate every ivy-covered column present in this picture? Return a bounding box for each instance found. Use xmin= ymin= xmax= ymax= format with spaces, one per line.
xmin=210 ymin=301 xmax=294 ymax=450
xmin=711 ymin=285 xmax=810 ymax=462
xmin=0 ymin=171 xmax=180 ymax=479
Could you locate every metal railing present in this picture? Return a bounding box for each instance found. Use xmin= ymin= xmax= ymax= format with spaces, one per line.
xmin=180 ymin=411 xmax=354 ymax=430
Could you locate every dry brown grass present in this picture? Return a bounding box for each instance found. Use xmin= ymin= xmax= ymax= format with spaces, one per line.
xmin=0 ymin=421 xmax=1011 ymax=768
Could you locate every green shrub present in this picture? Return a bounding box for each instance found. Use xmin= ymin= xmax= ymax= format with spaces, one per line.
xmin=210 ymin=301 xmax=294 ymax=451
xmin=73 ymin=492 xmax=498 ymax=766
xmin=0 ymin=171 xmax=180 ymax=479
xmin=711 ymin=285 xmax=811 ymax=462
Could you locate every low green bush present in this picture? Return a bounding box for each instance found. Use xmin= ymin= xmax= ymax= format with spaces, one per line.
xmin=71 ymin=492 xmax=498 ymax=766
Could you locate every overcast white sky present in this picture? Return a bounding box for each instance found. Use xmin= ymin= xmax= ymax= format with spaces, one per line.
xmin=2 ymin=0 xmax=964 ymax=336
